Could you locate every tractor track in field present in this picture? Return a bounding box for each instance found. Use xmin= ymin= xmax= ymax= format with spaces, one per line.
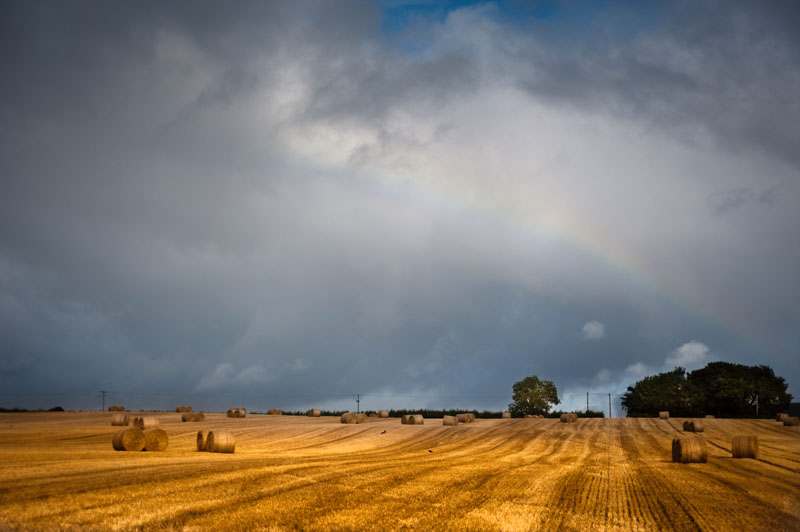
xmin=1 ymin=413 xmax=800 ymax=532
xmin=659 ymin=418 xmax=798 ymax=473
xmin=625 ymin=419 xmax=800 ymax=532
xmin=619 ymin=426 xmax=707 ymax=532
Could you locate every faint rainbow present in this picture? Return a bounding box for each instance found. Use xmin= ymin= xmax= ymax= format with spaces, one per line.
xmin=285 ymin=137 xmax=748 ymax=347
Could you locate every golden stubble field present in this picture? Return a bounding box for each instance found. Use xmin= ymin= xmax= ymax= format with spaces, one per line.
xmin=0 ymin=412 xmax=798 ymax=532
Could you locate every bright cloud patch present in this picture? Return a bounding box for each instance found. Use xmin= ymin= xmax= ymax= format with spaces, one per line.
xmin=593 ymin=368 xmax=612 ymax=383
xmin=581 ymin=321 xmax=606 ymax=340
xmin=624 ymin=362 xmax=648 ymax=377
xmin=193 ymin=363 xmax=273 ymax=392
xmin=665 ymin=341 xmax=710 ymax=369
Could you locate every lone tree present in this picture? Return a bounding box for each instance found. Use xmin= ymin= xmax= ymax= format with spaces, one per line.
xmin=509 ymin=375 xmax=560 ymax=417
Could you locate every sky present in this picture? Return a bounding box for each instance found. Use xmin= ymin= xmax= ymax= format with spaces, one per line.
xmin=1 ymin=0 xmax=798 ymax=414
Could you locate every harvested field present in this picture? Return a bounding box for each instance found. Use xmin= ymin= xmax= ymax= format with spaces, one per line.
xmin=0 ymin=413 xmax=798 ymax=531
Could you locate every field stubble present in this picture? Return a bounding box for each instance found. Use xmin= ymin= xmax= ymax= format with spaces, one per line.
xmin=0 ymin=413 xmax=798 ymax=531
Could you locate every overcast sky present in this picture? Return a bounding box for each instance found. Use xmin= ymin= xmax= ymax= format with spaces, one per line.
xmin=1 ymin=0 xmax=798 ymax=413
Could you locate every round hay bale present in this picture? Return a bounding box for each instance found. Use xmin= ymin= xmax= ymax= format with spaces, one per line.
xmin=341 ymin=412 xmax=357 ymax=424
xmin=443 ymin=415 xmax=458 ymax=426
xmin=560 ymin=413 xmax=570 ymax=423
xmin=456 ymin=413 xmax=475 ymax=423
xmin=197 ymin=430 xmax=209 ymax=451
xmin=231 ymin=408 xmax=246 ymax=418
xmin=683 ymin=421 xmax=704 ymax=432
xmin=401 ymin=414 xmax=411 ymax=424
xmin=108 ymin=405 xmax=125 ymax=412
xmin=143 ymin=428 xmax=168 ymax=451
xmin=659 ymin=411 xmax=670 ymax=419
xmin=356 ymin=413 xmax=368 ymax=424
xmin=524 ymin=414 xmax=533 ymax=418
xmin=112 ymin=427 xmax=145 ymax=451
xmin=671 ymin=437 xmax=707 ymax=463
xmin=408 ymin=414 xmax=424 ymax=425
xmin=268 ymin=409 xmax=282 ymax=415
xmin=732 ymin=435 xmax=759 ymax=458
xmin=502 ymin=412 xmax=511 ymax=419
xmin=777 ymin=413 xmax=789 ymax=422
xmin=176 ymin=406 xmax=184 ymax=413
xmin=110 ymin=413 xmax=129 ymax=426
xmin=193 ymin=412 xmax=205 ymax=421
xmin=568 ymin=413 xmax=578 ymax=422
xmin=133 ymin=416 xmax=159 ymax=430
xmin=207 ymin=430 xmax=235 ymax=453
xmin=368 ymin=413 xmax=378 ymax=419
xmin=783 ymin=417 xmax=799 ymax=427
xmin=378 ymin=410 xmax=389 ymax=418
xmin=181 ymin=413 xmax=194 ymax=422
xmin=226 ymin=408 xmax=235 ymax=417
xmin=308 ymin=408 xmax=321 ymax=417
xmin=705 ymin=415 xmax=714 ymax=419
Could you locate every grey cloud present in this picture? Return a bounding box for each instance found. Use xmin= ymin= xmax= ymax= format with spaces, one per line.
xmin=0 ymin=1 xmax=797 ymax=411
xmin=510 ymin=0 xmax=800 ymax=170
xmin=301 ymin=49 xmax=478 ymax=124
xmin=708 ymin=187 xmax=779 ymax=215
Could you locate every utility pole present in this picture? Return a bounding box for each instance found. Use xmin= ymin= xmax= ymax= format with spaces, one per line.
xmin=356 ymin=394 xmax=360 ymax=414
xmin=608 ymin=393 xmax=612 ymax=419
xmin=99 ymin=390 xmax=108 ymax=412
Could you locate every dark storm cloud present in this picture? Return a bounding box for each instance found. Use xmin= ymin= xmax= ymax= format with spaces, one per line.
xmin=513 ymin=0 xmax=800 ymax=170
xmin=0 ymin=1 xmax=797 ymax=411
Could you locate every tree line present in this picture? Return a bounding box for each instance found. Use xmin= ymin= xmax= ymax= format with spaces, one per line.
xmin=621 ymin=361 xmax=792 ymax=418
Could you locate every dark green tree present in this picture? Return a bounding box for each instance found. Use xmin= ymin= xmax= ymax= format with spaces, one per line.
xmin=621 ymin=367 xmax=701 ymax=417
xmin=688 ymin=362 xmax=792 ymax=418
xmin=622 ymin=362 xmax=792 ymax=418
xmin=508 ymin=375 xmax=560 ymax=417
